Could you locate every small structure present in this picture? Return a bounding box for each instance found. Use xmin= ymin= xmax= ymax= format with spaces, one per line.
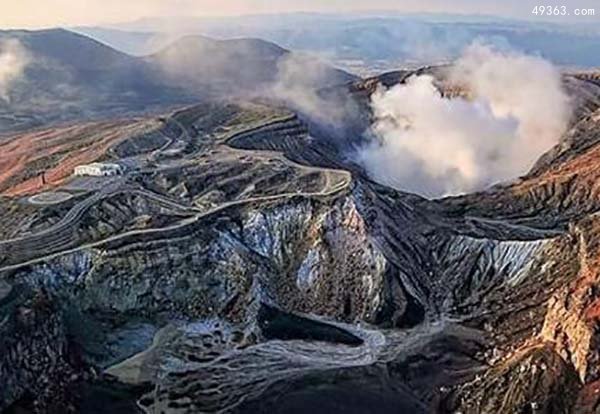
xmin=73 ymin=162 xmax=124 ymax=177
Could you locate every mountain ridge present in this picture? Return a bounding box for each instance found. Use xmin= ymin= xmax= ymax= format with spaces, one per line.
xmin=0 ymin=28 xmax=356 ymax=134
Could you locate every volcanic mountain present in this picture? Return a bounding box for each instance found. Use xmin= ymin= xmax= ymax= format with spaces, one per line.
xmin=0 ymin=29 xmax=355 ymax=134
xmin=2 ymin=31 xmax=600 ymax=414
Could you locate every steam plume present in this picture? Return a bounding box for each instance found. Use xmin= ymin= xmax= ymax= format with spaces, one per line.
xmin=269 ymin=53 xmax=354 ymax=125
xmin=358 ymin=43 xmax=571 ymax=198
xmin=0 ymin=39 xmax=29 ymax=102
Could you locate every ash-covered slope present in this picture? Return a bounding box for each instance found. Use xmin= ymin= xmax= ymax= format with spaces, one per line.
xmin=2 ymin=69 xmax=600 ymax=414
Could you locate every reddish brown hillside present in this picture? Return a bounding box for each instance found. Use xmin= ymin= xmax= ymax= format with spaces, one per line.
xmin=0 ymin=119 xmax=158 ymax=196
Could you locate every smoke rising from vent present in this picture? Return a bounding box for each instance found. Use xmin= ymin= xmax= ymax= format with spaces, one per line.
xmin=270 ymin=54 xmax=353 ymax=125
xmin=357 ymin=43 xmax=572 ymax=198
xmin=0 ymin=39 xmax=29 ymax=102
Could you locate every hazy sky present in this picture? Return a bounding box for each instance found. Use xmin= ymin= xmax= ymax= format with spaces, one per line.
xmin=1 ymin=0 xmax=598 ymax=28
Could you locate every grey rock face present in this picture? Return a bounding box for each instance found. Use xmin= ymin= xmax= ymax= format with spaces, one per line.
xmin=0 ymin=289 xmax=81 ymax=412
xmin=1 ymin=191 xmax=400 ymax=412
xmin=5 ymin=195 xmax=388 ymax=325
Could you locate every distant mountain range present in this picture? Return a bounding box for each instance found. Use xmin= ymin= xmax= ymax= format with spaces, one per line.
xmin=4 ymin=14 xmax=599 ymax=135
xmin=0 ymin=29 xmax=355 ymax=134
xmin=74 ymin=13 xmax=600 ymax=75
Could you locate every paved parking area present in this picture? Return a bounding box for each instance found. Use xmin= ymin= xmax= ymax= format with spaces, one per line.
xmin=27 ymin=191 xmax=73 ymax=205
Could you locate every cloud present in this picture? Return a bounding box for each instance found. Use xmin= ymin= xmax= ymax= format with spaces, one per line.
xmin=357 ymin=42 xmax=571 ymax=198
xmin=0 ymin=38 xmax=30 ymax=102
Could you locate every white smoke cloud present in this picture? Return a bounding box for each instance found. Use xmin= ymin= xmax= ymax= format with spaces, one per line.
xmin=269 ymin=53 xmax=353 ymax=125
xmin=357 ymin=43 xmax=572 ymax=198
xmin=0 ymin=38 xmax=30 ymax=102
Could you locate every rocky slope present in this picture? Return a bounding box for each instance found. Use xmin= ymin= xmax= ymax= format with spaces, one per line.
xmin=0 ymin=287 xmax=84 ymax=413
xmin=2 ymin=70 xmax=600 ymax=413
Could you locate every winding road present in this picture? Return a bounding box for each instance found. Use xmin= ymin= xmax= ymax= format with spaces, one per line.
xmin=0 ymin=114 xmax=352 ymax=272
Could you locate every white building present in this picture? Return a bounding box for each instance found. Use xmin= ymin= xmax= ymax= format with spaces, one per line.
xmin=74 ymin=162 xmax=124 ymax=177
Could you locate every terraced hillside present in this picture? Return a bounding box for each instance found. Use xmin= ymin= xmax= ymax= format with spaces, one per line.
xmin=2 ymin=70 xmax=600 ymax=414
